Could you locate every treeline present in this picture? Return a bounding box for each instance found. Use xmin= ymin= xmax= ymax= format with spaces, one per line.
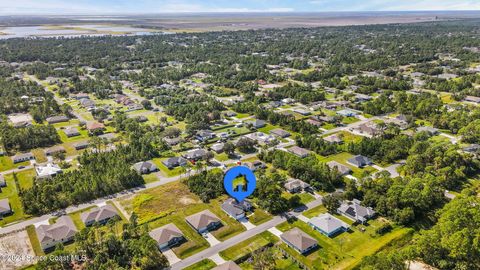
xmin=268 ymin=83 xmax=326 ymax=104
xmin=20 ymin=145 xmax=146 ymax=215
xmin=37 ymin=214 xmax=168 ymax=270
xmin=0 ymin=119 xmax=60 ymax=152
xmin=259 ymin=150 xmax=342 ymax=191
xmin=296 ymin=135 xmax=339 ymax=156
xmin=183 ymin=169 xmax=224 ymax=202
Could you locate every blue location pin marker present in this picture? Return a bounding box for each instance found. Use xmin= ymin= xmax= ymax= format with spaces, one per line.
xmin=224 ymin=166 xmax=256 ymax=202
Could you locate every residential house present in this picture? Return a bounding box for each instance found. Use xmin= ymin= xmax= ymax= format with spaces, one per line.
xmin=162 ymin=157 xmax=187 ymax=169
xmin=79 ymin=98 xmax=95 ymax=109
xmin=163 ymin=137 xmax=182 ymax=146
xmin=71 ymin=93 xmax=89 ymax=100
xmin=86 ymin=121 xmax=105 ymax=134
xmin=347 ymin=155 xmax=373 ymax=168
xmin=196 ymin=130 xmax=216 ymax=142
xmin=0 ymin=175 xmax=5 ymax=187
xmin=282 ymin=98 xmax=296 ymax=104
xmin=11 ymin=152 xmax=34 ymax=164
xmin=270 ymin=128 xmax=291 ymax=138
xmin=212 ymin=261 xmax=242 ymax=270
xmin=416 ymin=126 xmax=439 ymax=135
xmin=8 ymin=113 xmax=33 ymax=128
xmin=337 ymin=109 xmax=358 ymax=117
xmin=73 ymin=141 xmax=89 ymax=150
xmin=99 ymin=133 xmax=116 ymax=142
xmin=149 ymin=223 xmax=185 ymax=250
xmin=462 ymin=144 xmax=480 ymax=154
xmin=185 ymin=210 xmax=222 ymax=233
xmin=280 ymin=228 xmax=318 ymax=254
xmin=355 ymin=94 xmax=373 ymax=102
xmin=183 ymin=149 xmax=208 ymax=162
xmin=46 ymin=115 xmax=69 ymax=124
xmin=246 ymin=119 xmax=266 ymax=129
xmin=221 ymin=198 xmax=252 ymax=220
xmin=132 ymin=161 xmax=158 ymax=174
xmin=293 ymin=108 xmax=311 ymax=116
xmin=323 ymin=134 xmax=343 ymax=144
xmin=284 ymin=179 xmax=311 ymax=193
xmin=0 ymin=199 xmax=12 ymax=217
xmin=245 ymin=160 xmax=266 ymax=171
xmin=127 ymin=103 xmax=143 ymax=111
xmin=44 ymin=146 xmax=66 ymax=156
xmin=465 ymin=96 xmax=480 ymax=104
xmin=337 ymin=199 xmax=376 ymax=224
xmin=36 ymin=216 xmax=78 ymax=250
xmin=81 ymin=205 xmax=119 ymax=226
xmin=244 ymin=132 xmax=275 ymax=145
xmin=210 ymin=143 xmax=225 ymax=153
xmin=64 ymin=127 xmax=80 ymax=137
xmin=326 ymin=161 xmax=352 ymax=176
xmin=35 ymin=163 xmax=63 ymax=179
xmin=288 ymin=146 xmax=310 ymax=158
xmin=305 ymin=119 xmax=322 ymax=127
xmin=308 ymin=213 xmax=350 ymax=237
xmin=354 ymin=123 xmax=380 ymax=137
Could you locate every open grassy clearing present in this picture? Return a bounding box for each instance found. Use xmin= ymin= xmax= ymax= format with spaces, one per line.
xmin=219 ymin=231 xmax=278 ymax=261
xmin=0 ymin=172 xmax=31 ymax=226
xmin=0 ymin=156 xmax=29 ymax=172
xmin=183 ymin=259 xmax=217 ymax=270
xmin=118 ymin=181 xmax=246 ymax=259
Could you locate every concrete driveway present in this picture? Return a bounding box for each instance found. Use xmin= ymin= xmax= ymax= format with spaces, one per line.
xmin=238 ymin=217 xmax=256 ymax=230
xmin=204 ymin=232 xmax=220 ymax=246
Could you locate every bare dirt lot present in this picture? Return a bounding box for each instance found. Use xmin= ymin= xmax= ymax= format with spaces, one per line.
xmin=0 ymin=230 xmax=36 ymax=270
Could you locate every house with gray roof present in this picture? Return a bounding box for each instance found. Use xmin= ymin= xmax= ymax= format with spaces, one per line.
xmin=162 ymin=157 xmax=187 ymax=169
xmin=288 ymin=146 xmax=310 ymax=158
xmin=347 ymin=155 xmax=372 ymax=168
xmin=280 ymin=228 xmax=318 ymax=254
xmin=132 ymin=161 xmax=158 ymax=174
xmin=246 ymin=119 xmax=266 ymax=129
xmin=327 ymin=161 xmax=352 ymax=176
xmin=183 ymin=149 xmax=208 ymax=161
xmin=64 ymin=127 xmax=80 ymax=137
xmin=196 ymin=130 xmax=216 ymax=142
xmin=212 ymin=261 xmax=242 ymax=270
xmin=11 ymin=152 xmax=34 ymax=164
xmin=221 ymin=198 xmax=252 ymax=220
xmin=0 ymin=175 xmax=6 ymax=187
xmin=284 ymin=179 xmax=311 ymax=194
xmin=44 ymin=146 xmax=66 ymax=156
xmin=308 ymin=213 xmax=350 ymax=237
xmin=210 ymin=143 xmax=225 ymax=153
xmin=337 ymin=199 xmax=376 ymax=224
xmin=0 ymin=199 xmax=12 ymax=217
xmin=36 ymin=216 xmax=78 ymax=250
xmin=416 ymin=126 xmax=439 ymax=135
xmin=74 ymin=141 xmax=89 ymax=150
xmin=149 ymin=223 xmax=185 ymax=250
xmin=46 ymin=116 xmax=69 ymax=124
xmin=185 ymin=210 xmax=221 ymax=233
xmin=81 ymin=205 xmax=119 ymax=226
xmin=323 ymin=134 xmax=343 ymax=144
xmin=270 ymin=128 xmax=291 ymax=138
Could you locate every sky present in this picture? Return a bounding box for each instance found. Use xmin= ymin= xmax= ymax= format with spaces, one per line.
xmin=0 ymin=0 xmax=479 ymax=15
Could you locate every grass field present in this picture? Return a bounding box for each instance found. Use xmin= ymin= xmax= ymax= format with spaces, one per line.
xmin=316 ymin=152 xmax=377 ymax=178
xmin=26 ymin=225 xmax=44 ymax=256
xmin=183 ymin=259 xmax=216 ymax=270
xmin=220 ymin=231 xmax=278 ymax=261
xmin=342 ymin=117 xmax=360 ymax=125
xmin=13 ymin=169 xmax=36 ymax=190
xmin=0 ymin=156 xmax=29 ymax=172
xmin=249 ymin=208 xmax=273 ymax=225
xmin=282 ymin=192 xmax=315 ymax=205
xmin=31 ymin=149 xmax=47 ymax=163
xmin=118 ymin=182 xmax=245 ymax=259
xmin=275 ymin=217 xmax=412 ymax=270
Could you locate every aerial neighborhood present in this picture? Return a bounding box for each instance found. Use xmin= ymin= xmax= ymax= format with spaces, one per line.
xmin=0 ymin=11 xmax=478 ymax=270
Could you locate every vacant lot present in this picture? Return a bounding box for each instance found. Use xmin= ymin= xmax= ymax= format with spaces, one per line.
xmin=118 ymin=182 xmax=246 ymax=259
xmin=0 ymin=230 xmax=36 ymax=270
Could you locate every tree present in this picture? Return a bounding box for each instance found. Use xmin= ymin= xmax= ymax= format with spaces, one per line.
xmin=459 ymin=119 xmax=480 ymax=143
xmin=323 ymin=194 xmax=341 ymax=214
xmin=237 ymin=137 xmax=256 ymax=153
xmin=224 ymin=142 xmax=236 ymax=157
xmin=252 ymin=248 xmax=276 ymax=270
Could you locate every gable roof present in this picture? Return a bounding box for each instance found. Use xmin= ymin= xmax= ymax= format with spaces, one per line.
xmin=0 ymin=199 xmax=11 ymax=213
xmin=185 ymin=210 xmax=220 ymax=230
xmin=221 ymin=198 xmax=251 ymax=217
xmin=80 ymin=205 xmax=118 ymax=224
xmin=149 ymin=223 xmax=184 ymax=245
xmin=347 ymin=155 xmax=372 ymax=167
xmin=133 ymin=161 xmax=157 ymax=173
xmin=36 ymin=216 xmax=78 ymax=246
xmin=326 ymin=161 xmax=352 ymax=175
xmin=338 ymin=200 xmax=376 ymax=222
xmin=284 ymin=179 xmax=310 ymax=191
xmin=280 ymin=227 xmax=317 ymax=251
xmin=308 ymin=213 xmax=349 ymax=234
xmin=288 ymin=146 xmax=310 ymax=157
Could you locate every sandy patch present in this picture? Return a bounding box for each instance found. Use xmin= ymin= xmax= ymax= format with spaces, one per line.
xmin=0 ymin=230 xmax=36 ymax=270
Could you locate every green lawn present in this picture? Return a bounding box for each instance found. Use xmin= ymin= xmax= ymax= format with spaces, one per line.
xmin=142 ymin=173 xmax=159 ymax=184
xmin=0 ymin=156 xmax=29 ymax=172
xmin=316 ymin=152 xmax=377 ymax=178
xmin=31 ymin=149 xmax=47 ymax=163
xmin=275 ymin=217 xmax=412 ymax=270
xmin=68 ymin=206 xmax=97 ymax=230
xmin=220 ymin=231 xmax=278 ymax=261
xmin=58 ymin=128 xmax=89 ymax=143
xmin=26 ymin=225 xmax=44 ymax=256
xmin=342 ymin=117 xmax=359 ymax=125
xmin=0 ymin=173 xmax=30 ymax=226
xmin=249 ymin=208 xmax=273 ymax=225
xmin=258 ymin=124 xmax=280 ymax=134
xmin=215 ymin=153 xmax=230 ymax=162
xmin=13 ymin=169 xmax=36 ymax=190
xmin=118 ymin=182 xmax=245 ymax=259
xmin=235 ymin=113 xmax=251 ymax=119
xmin=183 ymin=259 xmax=216 ymax=270
xmin=152 ymin=158 xmax=185 ymax=177
xmin=283 ymin=192 xmax=315 ymax=205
